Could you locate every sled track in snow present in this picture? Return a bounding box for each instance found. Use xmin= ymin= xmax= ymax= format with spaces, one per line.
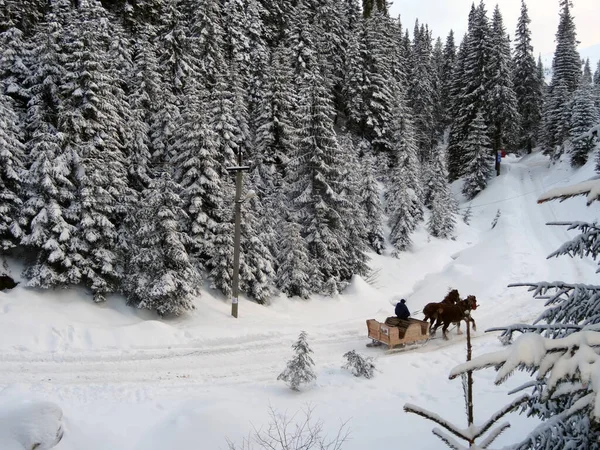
xmin=0 ymin=325 xmax=486 ymax=387
xmin=0 ymin=329 xmax=369 ymax=385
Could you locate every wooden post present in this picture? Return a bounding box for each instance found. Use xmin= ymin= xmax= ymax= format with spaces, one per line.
xmin=466 ymin=314 xmax=474 ymax=446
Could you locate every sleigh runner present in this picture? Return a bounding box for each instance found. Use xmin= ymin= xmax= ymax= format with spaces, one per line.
xmin=366 ymin=317 xmax=430 ymax=349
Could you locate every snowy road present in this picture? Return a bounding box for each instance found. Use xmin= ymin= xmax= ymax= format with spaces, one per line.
xmin=0 ymin=153 xmax=598 ymax=449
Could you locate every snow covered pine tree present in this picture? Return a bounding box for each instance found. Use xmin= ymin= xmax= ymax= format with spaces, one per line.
xmin=278 ymin=331 xmax=316 ymax=391
xmin=451 ymin=177 xmax=600 ymax=450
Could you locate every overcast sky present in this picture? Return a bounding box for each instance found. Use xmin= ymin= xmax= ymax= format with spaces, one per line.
xmin=388 ymin=0 xmax=600 ymax=58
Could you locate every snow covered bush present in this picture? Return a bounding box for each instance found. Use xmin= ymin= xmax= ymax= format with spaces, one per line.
xmin=342 ymin=350 xmax=376 ymax=379
xmin=0 ymin=401 xmax=64 ymax=450
xmin=462 ymin=204 xmax=473 ymax=225
xmin=277 ymin=331 xmax=316 ymax=391
xmin=227 ymin=405 xmax=349 ymax=450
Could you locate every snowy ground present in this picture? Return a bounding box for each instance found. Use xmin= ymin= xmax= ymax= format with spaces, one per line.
xmin=1 ymin=151 xmax=598 ymax=449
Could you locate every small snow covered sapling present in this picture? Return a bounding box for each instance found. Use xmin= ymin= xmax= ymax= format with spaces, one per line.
xmin=342 ymin=350 xmax=376 ymax=379
xmin=278 ymin=331 xmax=316 ymax=391
xmin=462 ymin=204 xmax=472 ymax=225
xmin=491 ymin=209 xmax=501 ymax=229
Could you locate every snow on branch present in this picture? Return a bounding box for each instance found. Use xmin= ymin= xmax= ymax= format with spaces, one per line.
xmin=478 ymin=422 xmax=511 ymax=449
xmin=508 ymin=393 xmax=595 ymax=450
xmin=404 ymin=404 xmax=471 ymax=441
xmin=508 ymin=282 xmax=600 ymax=331
xmin=405 ymin=395 xmax=526 ymax=446
xmin=450 ymin=331 xmax=600 ymax=420
xmin=545 ymin=221 xmax=600 ymax=271
xmin=537 ymin=177 xmax=600 ymax=206
xmin=576 ymin=123 xmax=600 ymax=141
xmin=432 ymin=428 xmax=466 ymax=450
xmin=467 ymin=395 xmax=528 ymax=440
xmin=487 ymin=323 xmax=583 ymax=345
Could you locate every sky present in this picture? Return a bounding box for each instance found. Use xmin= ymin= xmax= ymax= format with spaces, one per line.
xmin=389 ymin=0 xmax=600 ymax=60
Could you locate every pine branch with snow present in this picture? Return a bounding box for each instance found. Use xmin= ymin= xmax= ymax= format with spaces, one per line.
xmin=450 ymin=331 xmax=600 ymax=449
xmin=278 ymin=331 xmax=316 ymax=391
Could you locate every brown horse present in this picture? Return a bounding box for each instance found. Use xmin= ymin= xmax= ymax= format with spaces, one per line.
xmin=422 ymin=289 xmax=460 ymax=330
xmin=430 ymin=296 xmax=478 ymax=340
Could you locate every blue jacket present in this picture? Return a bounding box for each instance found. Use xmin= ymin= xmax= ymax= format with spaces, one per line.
xmin=395 ymin=301 xmax=410 ymax=320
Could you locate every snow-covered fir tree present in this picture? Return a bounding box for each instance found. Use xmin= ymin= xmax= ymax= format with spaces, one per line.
xmin=20 ymin=2 xmax=80 ymax=290
xmin=362 ymin=0 xmax=387 ymax=18
xmin=540 ymin=0 xmax=581 ymax=155
xmin=285 ymin=65 xmax=366 ymax=293
xmin=204 ymin=67 xmax=244 ymax=298
xmin=127 ymin=27 xmax=160 ymax=192
xmin=125 ymin=172 xmax=200 ymax=316
xmin=448 ymin=3 xmax=492 ymax=181
xmin=385 ymin=102 xmax=423 ymax=255
xmin=0 ymin=92 xmax=25 ymax=250
xmin=360 ymin=6 xmax=396 ymax=158
xmin=446 ymin=34 xmax=469 ymax=182
xmin=275 ymin=222 xmax=314 ymax=299
xmin=277 ymin=331 xmax=316 ymax=391
xmin=569 ymin=77 xmax=599 ymax=167
xmin=486 ymin=5 xmax=519 ymax=153
xmin=593 ymin=60 xmax=600 ymax=111
xmin=57 ymin=0 xmax=132 ymax=301
xmin=252 ymin=44 xmax=297 ymax=207
xmin=462 ymin=112 xmax=493 ymax=200
xmin=513 ymin=0 xmax=543 ymax=153
xmin=358 ymin=153 xmax=385 ymax=254
xmin=238 ymin=189 xmax=276 ymax=304
xmin=438 ymin=30 xmax=456 ymax=131
xmin=426 ymin=145 xmax=456 ymax=239
xmin=0 ymin=22 xmax=30 ymax=116
xmin=284 ymin=0 xmax=318 ymax=86
xmin=408 ymin=22 xmax=436 ymax=160
xmin=172 ymin=83 xmax=221 ymax=264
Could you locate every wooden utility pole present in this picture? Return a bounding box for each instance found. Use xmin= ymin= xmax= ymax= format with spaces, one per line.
xmin=466 ymin=313 xmax=474 ymax=447
xmin=226 ymin=151 xmax=250 ymax=318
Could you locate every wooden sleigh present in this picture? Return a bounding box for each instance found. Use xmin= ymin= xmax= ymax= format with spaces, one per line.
xmin=366 ymin=317 xmax=430 ymax=349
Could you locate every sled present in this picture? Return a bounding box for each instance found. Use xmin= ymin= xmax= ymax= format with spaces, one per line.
xmin=366 ymin=318 xmax=430 ymax=350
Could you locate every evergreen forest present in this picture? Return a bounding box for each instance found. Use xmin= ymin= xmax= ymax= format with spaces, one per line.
xmin=1 ymin=0 xmax=599 ymax=314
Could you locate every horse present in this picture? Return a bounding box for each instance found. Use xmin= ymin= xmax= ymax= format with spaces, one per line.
xmin=422 ymin=289 xmax=460 ymax=331
xmin=430 ymin=296 xmax=478 ymax=340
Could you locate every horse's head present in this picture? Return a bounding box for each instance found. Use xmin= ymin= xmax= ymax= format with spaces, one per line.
xmin=466 ymin=295 xmax=478 ymax=310
xmin=443 ymin=289 xmax=461 ymax=304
